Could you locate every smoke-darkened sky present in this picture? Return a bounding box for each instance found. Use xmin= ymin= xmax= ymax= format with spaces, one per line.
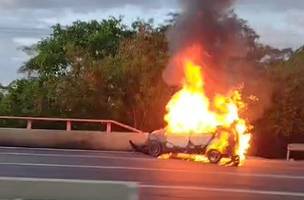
xmin=0 ymin=0 xmax=303 ymax=84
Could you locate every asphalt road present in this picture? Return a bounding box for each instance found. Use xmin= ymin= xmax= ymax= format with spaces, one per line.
xmin=0 ymin=146 xmax=303 ymax=200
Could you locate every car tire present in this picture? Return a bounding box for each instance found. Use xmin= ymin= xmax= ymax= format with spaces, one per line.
xmin=148 ymin=140 xmax=163 ymax=157
xmin=232 ymin=155 xmax=240 ymax=166
xmin=207 ymin=149 xmax=222 ymax=164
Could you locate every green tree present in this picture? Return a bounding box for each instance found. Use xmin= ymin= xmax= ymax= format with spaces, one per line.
xmin=0 ymin=79 xmax=40 ymax=116
xmin=109 ymin=22 xmax=174 ymax=130
xmin=17 ymin=18 xmax=174 ymax=131
xmin=19 ymin=18 xmax=133 ymax=118
xmin=254 ymin=46 xmax=304 ymax=157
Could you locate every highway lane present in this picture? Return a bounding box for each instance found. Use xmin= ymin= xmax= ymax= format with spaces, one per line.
xmin=0 ymin=146 xmax=303 ymax=200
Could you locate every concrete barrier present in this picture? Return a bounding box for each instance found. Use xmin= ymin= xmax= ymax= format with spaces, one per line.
xmin=287 ymin=143 xmax=304 ymax=160
xmin=0 ymin=128 xmax=148 ymax=151
xmin=0 ymin=177 xmax=138 ymax=200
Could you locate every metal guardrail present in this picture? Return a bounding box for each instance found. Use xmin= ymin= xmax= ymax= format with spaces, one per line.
xmin=0 ymin=116 xmax=143 ymax=133
xmin=287 ymin=143 xmax=304 ymax=160
xmin=0 ymin=177 xmax=138 ymax=200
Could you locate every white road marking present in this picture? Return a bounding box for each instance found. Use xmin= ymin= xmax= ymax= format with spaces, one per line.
xmin=0 ymin=152 xmax=152 ymax=161
xmin=0 ymin=146 xmax=132 ymax=154
xmin=140 ymin=184 xmax=304 ymax=197
xmin=1 ymin=151 xmax=303 ymax=172
xmin=0 ymin=162 xmax=303 ymax=180
xmin=2 ymin=151 xmax=302 ymax=169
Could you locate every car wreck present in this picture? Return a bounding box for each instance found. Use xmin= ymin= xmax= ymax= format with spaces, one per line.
xmin=130 ymin=127 xmax=241 ymax=166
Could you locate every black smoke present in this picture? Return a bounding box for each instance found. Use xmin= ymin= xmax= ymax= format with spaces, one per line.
xmin=163 ymin=0 xmax=272 ymax=121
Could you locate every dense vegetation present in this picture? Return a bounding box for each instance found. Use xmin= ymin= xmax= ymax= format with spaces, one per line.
xmin=0 ymin=16 xmax=303 ymax=158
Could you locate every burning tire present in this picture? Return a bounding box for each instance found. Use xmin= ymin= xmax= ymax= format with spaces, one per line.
xmin=231 ymin=155 xmax=240 ymax=166
xmin=207 ymin=149 xmax=222 ymax=164
xmin=148 ymin=140 xmax=163 ymax=157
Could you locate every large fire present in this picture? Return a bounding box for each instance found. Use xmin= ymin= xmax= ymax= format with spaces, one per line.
xmin=164 ymin=54 xmax=251 ymax=164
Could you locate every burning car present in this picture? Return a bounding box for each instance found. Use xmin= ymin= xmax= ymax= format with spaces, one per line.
xmin=131 ymin=50 xmax=251 ymax=166
xmin=130 ymin=126 xmax=241 ymax=166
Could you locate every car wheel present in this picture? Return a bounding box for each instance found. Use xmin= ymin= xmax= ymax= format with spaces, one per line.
xmin=207 ymin=149 xmax=222 ymax=164
xmin=148 ymin=140 xmax=163 ymax=157
xmin=232 ymin=155 xmax=240 ymax=166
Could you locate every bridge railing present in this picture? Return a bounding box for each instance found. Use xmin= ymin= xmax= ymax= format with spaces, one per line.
xmin=0 ymin=116 xmax=143 ymax=134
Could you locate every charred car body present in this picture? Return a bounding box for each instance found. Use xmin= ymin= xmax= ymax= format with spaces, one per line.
xmin=130 ymin=127 xmax=240 ymax=166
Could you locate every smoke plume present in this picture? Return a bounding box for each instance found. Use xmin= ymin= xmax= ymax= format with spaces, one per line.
xmin=163 ymin=0 xmax=272 ymax=121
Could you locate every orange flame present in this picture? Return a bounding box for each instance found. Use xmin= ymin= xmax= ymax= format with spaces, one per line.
xmin=164 ymin=58 xmax=251 ymax=164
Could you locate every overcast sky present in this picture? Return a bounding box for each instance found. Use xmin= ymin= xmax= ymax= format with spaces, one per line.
xmin=0 ymin=0 xmax=304 ymax=85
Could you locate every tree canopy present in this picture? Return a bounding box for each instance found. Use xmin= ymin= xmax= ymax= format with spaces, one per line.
xmin=2 ymin=18 xmax=174 ymax=130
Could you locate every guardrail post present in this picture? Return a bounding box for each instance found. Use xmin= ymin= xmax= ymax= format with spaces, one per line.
xmin=66 ymin=121 xmax=72 ymax=131
xmin=26 ymin=120 xmax=32 ymax=130
xmin=106 ymin=122 xmax=111 ymax=134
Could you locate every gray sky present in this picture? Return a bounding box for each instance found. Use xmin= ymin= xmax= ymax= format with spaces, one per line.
xmin=0 ymin=0 xmax=303 ymax=85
